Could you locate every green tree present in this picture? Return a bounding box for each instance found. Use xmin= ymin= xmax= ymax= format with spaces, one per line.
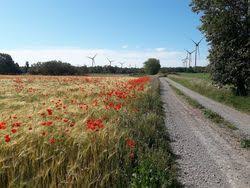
xmin=144 ymin=58 xmax=161 ymax=75
xmin=190 ymin=0 xmax=249 ymax=96
xmin=0 ymin=53 xmax=21 ymax=74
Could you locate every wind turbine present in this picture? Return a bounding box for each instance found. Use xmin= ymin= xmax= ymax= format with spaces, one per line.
xmin=185 ymin=49 xmax=195 ymax=67
xmin=87 ymin=54 xmax=97 ymax=67
xmin=182 ymin=57 xmax=188 ymax=68
xmin=118 ymin=62 xmax=125 ymax=68
xmin=191 ymin=37 xmax=204 ymax=67
xmin=106 ymin=57 xmax=114 ymax=66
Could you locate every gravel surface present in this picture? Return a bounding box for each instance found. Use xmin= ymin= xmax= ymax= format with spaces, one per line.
xmin=166 ymin=77 xmax=250 ymax=138
xmin=160 ymin=78 xmax=250 ymax=188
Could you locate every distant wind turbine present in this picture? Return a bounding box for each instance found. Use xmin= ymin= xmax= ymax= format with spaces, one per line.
xmin=87 ymin=54 xmax=97 ymax=67
xmin=191 ymin=37 xmax=204 ymax=67
xmin=182 ymin=57 xmax=188 ymax=68
xmin=118 ymin=62 xmax=125 ymax=68
xmin=185 ymin=49 xmax=195 ymax=67
xmin=106 ymin=57 xmax=114 ymax=66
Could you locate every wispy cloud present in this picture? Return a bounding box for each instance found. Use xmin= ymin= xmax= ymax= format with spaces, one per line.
xmin=1 ymin=47 xmax=208 ymax=67
xmin=155 ymin=48 xmax=166 ymax=52
xmin=121 ymin=45 xmax=128 ymax=49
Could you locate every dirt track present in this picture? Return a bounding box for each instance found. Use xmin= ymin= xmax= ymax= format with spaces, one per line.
xmin=165 ymin=77 xmax=250 ymax=138
xmin=160 ymin=78 xmax=250 ymax=188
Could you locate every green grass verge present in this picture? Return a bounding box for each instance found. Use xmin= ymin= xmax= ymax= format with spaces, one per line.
xmin=170 ymin=85 xmax=237 ymax=131
xmin=127 ymin=78 xmax=181 ymax=187
xmin=168 ymin=73 xmax=250 ymax=114
xmin=240 ymin=139 xmax=250 ymax=149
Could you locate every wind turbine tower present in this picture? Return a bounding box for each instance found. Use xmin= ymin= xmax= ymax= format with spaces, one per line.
xmin=118 ymin=62 xmax=124 ymax=68
xmin=185 ymin=49 xmax=195 ymax=67
xmin=191 ymin=38 xmax=203 ymax=67
xmin=106 ymin=57 xmax=114 ymax=66
xmin=87 ymin=54 xmax=97 ymax=67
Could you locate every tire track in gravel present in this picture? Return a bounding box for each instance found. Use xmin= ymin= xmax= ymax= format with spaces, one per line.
xmin=160 ymin=78 xmax=250 ymax=188
xmin=165 ymin=77 xmax=250 ymax=138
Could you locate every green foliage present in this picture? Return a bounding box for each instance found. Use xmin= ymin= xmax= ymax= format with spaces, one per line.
xmin=144 ymin=58 xmax=161 ymax=75
xmin=240 ymin=139 xmax=250 ymax=149
xmin=0 ymin=53 xmax=21 ymax=74
xmin=190 ymin=0 xmax=249 ymax=96
xmin=28 ymin=61 xmax=80 ymax=75
xmin=160 ymin=66 xmax=208 ymax=74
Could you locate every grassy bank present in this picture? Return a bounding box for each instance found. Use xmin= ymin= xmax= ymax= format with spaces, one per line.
xmin=0 ymin=75 xmax=179 ymax=187
xmin=168 ymin=73 xmax=250 ymax=114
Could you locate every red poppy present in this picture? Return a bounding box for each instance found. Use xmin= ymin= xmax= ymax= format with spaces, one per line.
xmin=12 ymin=122 xmax=21 ymax=127
xmin=114 ymin=103 xmax=122 ymax=111
xmin=49 ymin=137 xmax=56 ymax=144
xmin=11 ymin=129 xmax=17 ymax=133
xmin=40 ymin=121 xmax=53 ymax=126
xmin=47 ymin=108 xmax=53 ymax=115
xmin=63 ymin=118 xmax=69 ymax=123
xmin=126 ymin=138 xmax=136 ymax=148
xmin=86 ymin=119 xmax=104 ymax=131
xmin=5 ymin=135 xmax=11 ymax=142
xmin=70 ymin=122 xmax=75 ymax=127
xmin=0 ymin=122 xmax=6 ymax=130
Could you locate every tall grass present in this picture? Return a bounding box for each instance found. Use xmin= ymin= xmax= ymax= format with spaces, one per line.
xmin=168 ymin=73 xmax=250 ymax=114
xmin=0 ymin=75 xmax=179 ymax=187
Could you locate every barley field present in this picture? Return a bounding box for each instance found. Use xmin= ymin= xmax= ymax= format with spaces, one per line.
xmin=0 ymin=75 xmax=178 ymax=187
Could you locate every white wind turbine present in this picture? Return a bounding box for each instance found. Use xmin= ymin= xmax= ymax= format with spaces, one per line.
xmin=185 ymin=49 xmax=195 ymax=67
xmin=191 ymin=37 xmax=204 ymax=67
xmin=106 ymin=57 xmax=114 ymax=66
xmin=87 ymin=54 xmax=97 ymax=67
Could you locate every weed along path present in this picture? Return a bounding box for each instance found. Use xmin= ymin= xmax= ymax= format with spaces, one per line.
xmin=160 ymin=78 xmax=250 ymax=188
xmin=165 ymin=77 xmax=250 ymax=137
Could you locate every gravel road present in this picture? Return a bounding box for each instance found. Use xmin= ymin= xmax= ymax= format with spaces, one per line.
xmin=160 ymin=78 xmax=250 ymax=188
xmin=165 ymin=77 xmax=250 ymax=138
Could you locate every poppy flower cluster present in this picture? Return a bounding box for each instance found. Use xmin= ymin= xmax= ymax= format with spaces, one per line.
xmin=86 ymin=119 xmax=104 ymax=131
xmin=0 ymin=122 xmax=6 ymax=130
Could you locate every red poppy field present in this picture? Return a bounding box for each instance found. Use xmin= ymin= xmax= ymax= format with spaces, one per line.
xmin=0 ymin=75 xmax=178 ymax=187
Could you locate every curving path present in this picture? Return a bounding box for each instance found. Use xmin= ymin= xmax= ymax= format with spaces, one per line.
xmin=166 ymin=77 xmax=250 ymax=137
xmin=160 ymin=78 xmax=250 ymax=188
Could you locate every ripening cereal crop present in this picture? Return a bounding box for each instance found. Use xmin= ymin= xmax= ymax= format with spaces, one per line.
xmin=0 ymin=75 xmax=162 ymax=187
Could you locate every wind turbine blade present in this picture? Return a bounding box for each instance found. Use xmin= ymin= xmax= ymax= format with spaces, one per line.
xmin=93 ymin=54 xmax=97 ymax=58
xmin=191 ymin=39 xmax=197 ymax=45
xmin=198 ymin=37 xmax=204 ymax=44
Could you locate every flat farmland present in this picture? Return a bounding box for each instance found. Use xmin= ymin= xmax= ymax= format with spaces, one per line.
xmin=0 ymin=75 xmax=178 ymax=187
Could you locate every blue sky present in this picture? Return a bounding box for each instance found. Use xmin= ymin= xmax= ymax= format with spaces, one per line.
xmin=0 ymin=0 xmax=208 ymax=67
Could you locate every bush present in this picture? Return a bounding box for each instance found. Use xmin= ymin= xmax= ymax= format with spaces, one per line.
xmin=28 ymin=61 xmax=79 ymax=75
xmin=144 ymin=58 xmax=161 ymax=75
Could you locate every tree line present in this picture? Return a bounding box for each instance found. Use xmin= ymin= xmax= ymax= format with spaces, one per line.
xmin=0 ymin=53 xmax=147 ymax=75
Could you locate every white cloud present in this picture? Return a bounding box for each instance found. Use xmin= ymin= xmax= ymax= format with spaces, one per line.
xmin=155 ymin=48 xmax=166 ymax=52
xmin=0 ymin=47 xmax=208 ymax=67
xmin=121 ymin=45 xmax=128 ymax=49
